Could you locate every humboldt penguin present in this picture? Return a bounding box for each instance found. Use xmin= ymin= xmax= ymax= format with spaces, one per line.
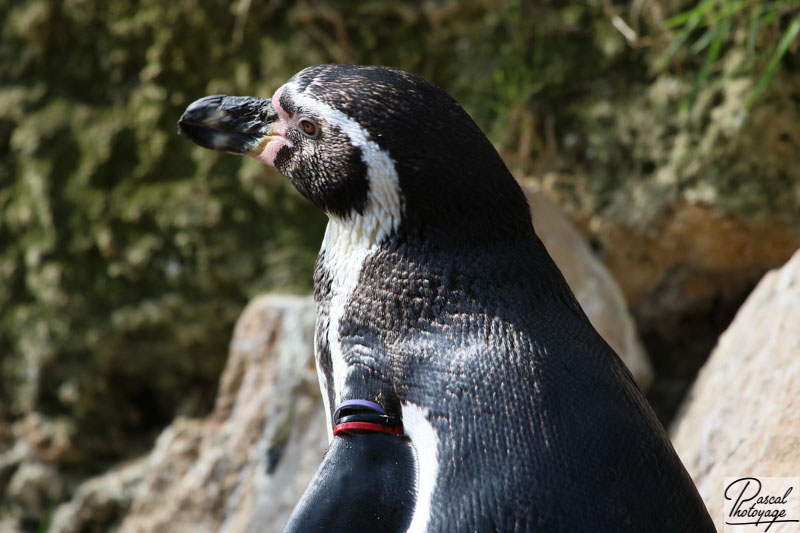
xmin=177 ymin=64 xmax=714 ymax=532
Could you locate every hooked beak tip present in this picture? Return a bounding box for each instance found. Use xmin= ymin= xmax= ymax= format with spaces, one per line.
xmin=176 ymin=95 xmax=275 ymax=155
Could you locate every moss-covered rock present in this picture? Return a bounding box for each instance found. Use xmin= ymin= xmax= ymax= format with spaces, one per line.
xmin=0 ymin=0 xmax=332 ymax=476
xmin=536 ymin=20 xmax=800 ymax=422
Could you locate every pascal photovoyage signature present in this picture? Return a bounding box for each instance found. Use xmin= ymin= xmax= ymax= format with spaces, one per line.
xmin=725 ymin=477 xmax=799 ymax=531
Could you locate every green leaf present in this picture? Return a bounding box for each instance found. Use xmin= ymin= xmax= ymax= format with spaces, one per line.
xmin=655 ymin=14 xmax=703 ymax=71
xmin=664 ymin=0 xmax=716 ymax=28
xmin=745 ymin=14 xmax=800 ymax=111
xmin=681 ymin=15 xmax=731 ymax=113
xmin=746 ymin=3 xmax=765 ymax=55
xmin=690 ymin=26 xmax=717 ymax=54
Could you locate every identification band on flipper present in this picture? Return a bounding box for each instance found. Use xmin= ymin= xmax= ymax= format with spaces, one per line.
xmin=332 ymin=399 xmax=404 ymax=437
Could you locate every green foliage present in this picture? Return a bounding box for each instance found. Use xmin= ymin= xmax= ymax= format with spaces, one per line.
xmin=0 ymin=0 xmax=329 ymax=468
xmin=656 ymin=0 xmax=800 ymax=113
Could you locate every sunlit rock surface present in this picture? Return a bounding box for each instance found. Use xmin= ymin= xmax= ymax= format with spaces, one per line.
xmin=671 ymin=249 xmax=800 ymax=530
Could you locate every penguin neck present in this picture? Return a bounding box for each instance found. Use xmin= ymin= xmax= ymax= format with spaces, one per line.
xmin=317 ymin=202 xmax=401 ymax=318
xmin=321 ymin=211 xmax=397 ymax=258
xmin=315 ymin=207 xmax=402 ymax=419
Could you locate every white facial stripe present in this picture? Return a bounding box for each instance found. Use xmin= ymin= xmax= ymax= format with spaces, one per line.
xmin=285 ymin=81 xmax=403 ymax=407
xmin=285 ymin=81 xmax=403 ymax=239
xmin=402 ymin=403 xmax=440 ymax=533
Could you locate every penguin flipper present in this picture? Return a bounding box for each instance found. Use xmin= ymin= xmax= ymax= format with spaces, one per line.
xmin=282 ymin=433 xmax=416 ymax=533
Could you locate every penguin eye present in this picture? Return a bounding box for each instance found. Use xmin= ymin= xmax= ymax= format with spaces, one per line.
xmin=298 ymin=117 xmax=320 ymax=139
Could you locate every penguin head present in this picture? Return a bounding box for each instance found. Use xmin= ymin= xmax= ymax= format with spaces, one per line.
xmin=178 ymin=64 xmax=532 ymax=244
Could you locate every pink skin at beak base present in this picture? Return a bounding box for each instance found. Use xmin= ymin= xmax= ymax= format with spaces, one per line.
xmin=253 ymin=85 xmax=293 ymax=167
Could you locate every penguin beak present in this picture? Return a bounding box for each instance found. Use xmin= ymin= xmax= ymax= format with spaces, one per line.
xmin=177 ymin=95 xmax=277 ymax=156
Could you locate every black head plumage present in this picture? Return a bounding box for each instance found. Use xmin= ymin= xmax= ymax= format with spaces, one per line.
xmin=179 ymin=64 xmax=534 ymax=245
xmin=287 ymin=64 xmax=534 ymax=244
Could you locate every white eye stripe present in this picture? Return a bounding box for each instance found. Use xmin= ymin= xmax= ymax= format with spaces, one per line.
xmin=284 ymin=81 xmax=403 ymax=233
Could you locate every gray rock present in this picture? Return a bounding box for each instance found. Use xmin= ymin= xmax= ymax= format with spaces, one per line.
xmin=48 ymin=458 xmax=143 ymax=533
xmin=671 ymin=248 xmax=800 ymax=530
xmin=7 ymin=461 xmax=61 ymax=520
xmin=48 ymin=295 xmax=324 ymax=533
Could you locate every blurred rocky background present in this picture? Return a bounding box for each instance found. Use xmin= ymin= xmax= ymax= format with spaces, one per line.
xmin=1 ymin=1 xmax=798 ymax=531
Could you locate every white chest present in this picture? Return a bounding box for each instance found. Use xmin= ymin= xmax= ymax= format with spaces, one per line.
xmin=317 ymin=218 xmax=378 ymax=419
